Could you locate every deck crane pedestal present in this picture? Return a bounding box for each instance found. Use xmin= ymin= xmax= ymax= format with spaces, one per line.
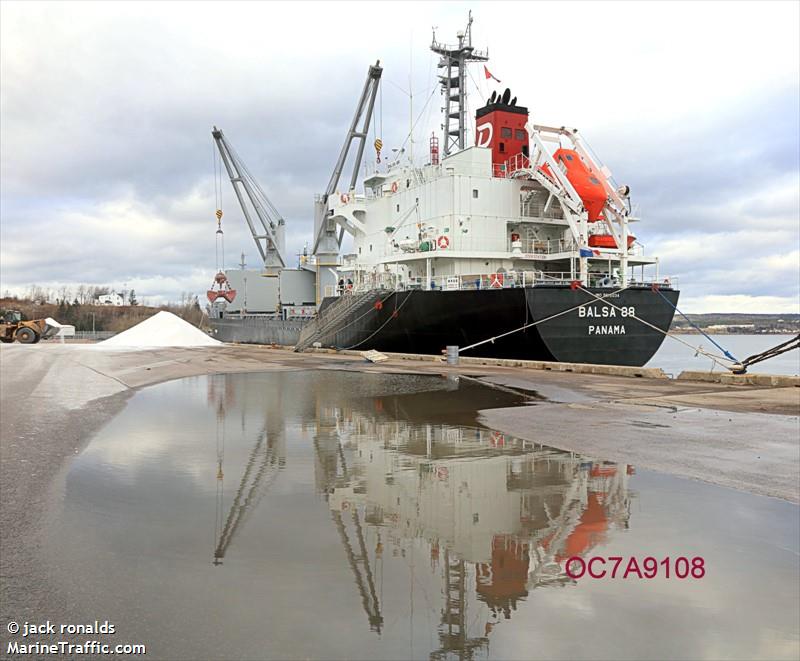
xmin=312 ymin=61 xmax=383 ymax=305
xmin=212 ymin=127 xmax=288 ymax=276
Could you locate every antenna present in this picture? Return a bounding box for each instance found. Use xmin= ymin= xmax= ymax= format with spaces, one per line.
xmin=409 ymin=32 xmax=413 ymax=164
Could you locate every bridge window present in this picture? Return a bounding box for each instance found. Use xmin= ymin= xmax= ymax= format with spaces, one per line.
xmin=501 ymin=127 xmax=512 ymax=138
xmin=473 ymin=189 xmax=479 ymax=199
xmin=515 ymin=129 xmax=526 ymax=140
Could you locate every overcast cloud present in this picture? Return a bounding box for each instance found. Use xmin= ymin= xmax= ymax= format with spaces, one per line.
xmin=1 ymin=0 xmax=798 ymax=312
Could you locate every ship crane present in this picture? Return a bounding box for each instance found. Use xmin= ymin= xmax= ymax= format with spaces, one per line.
xmin=214 ymin=423 xmax=282 ymax=565
xmin=312 ymin=61 xmax=383 ymax=303
xmin=312 ymin=433 xmax=384 ymax=633
xmin=212 ymin=127 xmax=288 ymax=275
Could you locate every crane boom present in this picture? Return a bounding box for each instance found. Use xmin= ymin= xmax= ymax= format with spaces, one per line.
xmin=212 ymin=127 xmax=287 ymax=275
xmin=311 ymin=61 xmax=382 ymax=303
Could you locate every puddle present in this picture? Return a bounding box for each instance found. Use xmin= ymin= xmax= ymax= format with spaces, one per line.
xmin=45 ymin=371 xmax=799 ymax=660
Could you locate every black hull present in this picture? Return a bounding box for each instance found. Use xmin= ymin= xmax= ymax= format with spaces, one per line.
xmin=322 ymin=286 xmax=679 ymax=367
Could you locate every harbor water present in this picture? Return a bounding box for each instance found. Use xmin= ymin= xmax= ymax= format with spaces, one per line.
xmin=647 ymin=333 xmax=799 ymax=376
xmin=43 ymin=371 xmax=799 ymax=660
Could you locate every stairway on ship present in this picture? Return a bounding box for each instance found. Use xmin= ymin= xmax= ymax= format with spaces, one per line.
xmin=294 ymin=289 xmax=384 ymax=352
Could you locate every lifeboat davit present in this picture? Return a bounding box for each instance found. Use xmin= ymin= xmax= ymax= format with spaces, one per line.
xmin=589 ymin=234 xmax=636 ymax=249
xmin=553 ymin=148 xmax=608 ymax=222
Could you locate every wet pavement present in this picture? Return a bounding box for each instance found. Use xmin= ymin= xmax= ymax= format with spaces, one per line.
xmin=19 ymin=371 xmax=800 ymax=660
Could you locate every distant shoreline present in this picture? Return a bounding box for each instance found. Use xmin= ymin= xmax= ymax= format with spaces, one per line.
xmin=670 ymin=330 xmax=798 ymax=335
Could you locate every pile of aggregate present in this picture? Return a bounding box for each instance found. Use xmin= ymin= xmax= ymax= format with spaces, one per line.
xmin=98 ymin=311 xmax=221 ymax=348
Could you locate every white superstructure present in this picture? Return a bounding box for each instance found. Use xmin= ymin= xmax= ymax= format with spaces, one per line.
xmin=314 ymin=17 xmax=670 ymax=299
xmin=328 ymin=127 xmax=664 ymax=296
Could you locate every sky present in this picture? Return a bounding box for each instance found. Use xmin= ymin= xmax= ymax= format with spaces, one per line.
xmin=1 ymin=0 xmax=798 ymax=312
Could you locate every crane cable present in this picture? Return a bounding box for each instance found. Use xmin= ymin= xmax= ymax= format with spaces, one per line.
xmin=212 ymin=140 xmax=225 ymax=271
xmin=213 ymin=403 xmax=225 ymax=565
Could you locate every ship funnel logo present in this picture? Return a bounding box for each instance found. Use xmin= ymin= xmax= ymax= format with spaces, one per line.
xmin=476 ymin=122 xmax=493 ymax=148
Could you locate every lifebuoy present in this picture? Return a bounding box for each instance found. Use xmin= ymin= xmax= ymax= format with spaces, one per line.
xmin=340 ymin=193 xmax=349 ymax=204
xmin=391 ymin=181 xmax=398 ymax=193
xmin=437 ymin=235 xmax=449 ymax=249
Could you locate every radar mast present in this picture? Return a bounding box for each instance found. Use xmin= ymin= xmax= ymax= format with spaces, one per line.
xmin=431 ymin=11 xmax=489 ymax=156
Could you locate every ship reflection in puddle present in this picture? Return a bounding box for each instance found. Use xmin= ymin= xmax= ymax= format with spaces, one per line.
xmin=209 ymin=371 xmax=633 ymax=656
xmin=52 ymin=371 xmax=798 ymax=660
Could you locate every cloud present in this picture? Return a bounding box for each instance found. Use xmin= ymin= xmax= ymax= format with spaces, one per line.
xmin=679 ymin=295 xmax=800 ymax=315
xmin=1 ymin=1 xmax=798 ymax=311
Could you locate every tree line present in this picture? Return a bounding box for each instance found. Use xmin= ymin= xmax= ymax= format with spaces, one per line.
xmin=1 ymin=288 xmax=206 ymax=332
xmin=10 ymin=284 xmax=141 ymax=307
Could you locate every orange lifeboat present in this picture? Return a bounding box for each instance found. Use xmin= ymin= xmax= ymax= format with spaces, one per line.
xmin=553 ymin=148 xmax=607 ymax=221
xmin=589 ymin=234 xmax=635 ymax=249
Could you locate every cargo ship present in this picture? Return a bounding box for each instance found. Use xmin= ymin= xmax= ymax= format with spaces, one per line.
xmin=210 ymin=14 xmax=678 ymax=366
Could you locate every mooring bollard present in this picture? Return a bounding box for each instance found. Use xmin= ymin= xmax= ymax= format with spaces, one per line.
xmin=446 ymin=345 xmax=459 ymax=365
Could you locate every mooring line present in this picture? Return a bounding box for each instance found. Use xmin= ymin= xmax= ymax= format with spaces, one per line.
xmin=651 ymin=286 xmax=738 ymax=362
xmin=456 ymin=283 xmax=740 ymax=372
xmin=457 ymin=285 xmax=630 ymax=354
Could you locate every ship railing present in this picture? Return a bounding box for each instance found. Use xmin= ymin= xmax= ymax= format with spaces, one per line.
xmin=520 ymin=200 xmax=566 ymax=220
xmin=509 ymin=237 xmax=577 ymax=254
xmin=505 ymin=153 xmax=531 ymax=176
xmin=491 ymin=153 xmax=533 ymax=179
xmin=345 ymin=270 xmax=678 ymax=293
xmin=524 ymin=271 xmax=678 ymax=289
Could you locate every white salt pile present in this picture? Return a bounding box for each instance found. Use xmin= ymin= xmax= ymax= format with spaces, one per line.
xmin=99 ymin=311 xmax=221 ymax=348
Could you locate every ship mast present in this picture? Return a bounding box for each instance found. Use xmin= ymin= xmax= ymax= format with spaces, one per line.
xmin=431 ymin=11 xmax=488 ymax=157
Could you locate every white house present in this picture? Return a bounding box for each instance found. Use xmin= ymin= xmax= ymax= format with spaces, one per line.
xmin=97 ymin=292 xmax=125 ymax=306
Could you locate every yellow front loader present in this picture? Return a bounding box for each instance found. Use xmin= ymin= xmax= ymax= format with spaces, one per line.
xmin=0 ymin=310 xmax=60 ymax=344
